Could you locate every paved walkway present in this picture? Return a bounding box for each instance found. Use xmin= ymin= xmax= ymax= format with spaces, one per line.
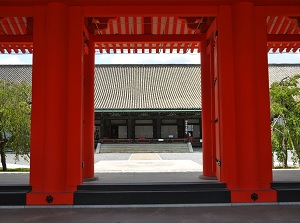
xmin=1 ymin=169 xmax=300 ymax=185
xmin=1 ymin=205 xmax=300 ymax=223
xmin=1 ymin=152 xmax=300 ymax=223
xmin=1 ymin=151 xmax=300 ymax=184
xmin=3 ymin=152 xmax=204 ymax=172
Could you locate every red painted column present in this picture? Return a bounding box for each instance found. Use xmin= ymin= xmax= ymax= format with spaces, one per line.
xmin=232 ymin=2 xmax=258 ymax=191
xmin=28 ymin=3 xmax=84 ymax=205
xmin=28 ymin=2 xmax=70 ymax=205
xmin=66 ymin=6 xmax=85 ymax=189
xmin=217 ymin=3 xmax=276 ymax=202
xmin=83 ymin=36 xmax=95 ymax=179
xmin=216 ymin=6 xmax=237 ymax=186
xmin=231 ymin=2 xmax=275 ymax=202
xmin=211 ymin=35 xmax=219 ymax=179
xmin=201 ymin=35 xmax=215 ymax=177
xmin=254 ymin=7 xmax=274 ymax=189
xmin=29 ymin=5 xmax=46 ymax=192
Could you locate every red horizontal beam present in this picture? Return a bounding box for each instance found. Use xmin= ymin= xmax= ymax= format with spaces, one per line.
xmin=267 ymin=34 xmax=300 ymax=43
xmin=0 ymin=6 xmax=33 ymax=17
xmin=0 ymin=35 xmax=33 ymax=44
xmin=83 ymin=5 xmax=218 ymax=17
xmin=1 ymin=34 xmax=299 ymax=52
xmin=93 ymin=34 xmax=202 ymax=44
xmin=266 ymin=6 xmax=300 ymax=16
xmin=94 ymin=34 xmax=300 ymax=44
xmin=2 ymin=0 xmax=300 ymax=6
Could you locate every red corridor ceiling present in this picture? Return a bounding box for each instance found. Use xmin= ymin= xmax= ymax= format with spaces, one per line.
xmin=0 ymin=15 xmax=299 ymax=54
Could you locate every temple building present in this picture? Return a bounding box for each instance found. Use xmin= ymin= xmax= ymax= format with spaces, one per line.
xmin=0 ymin=63 xmax=299 ymax=148
xmin=94 ymin=64 xmax=201 ymax=145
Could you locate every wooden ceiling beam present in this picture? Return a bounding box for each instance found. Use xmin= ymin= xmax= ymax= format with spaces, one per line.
xmin=93 ymin=34 xmax=202 ymax=44
xmin=83 ymin=5 xmax=217 ymax=17
xmin=267 ymin=34 xmax=300 ymax=43
xmin=0 ymin=35 xmax=32 ymax=44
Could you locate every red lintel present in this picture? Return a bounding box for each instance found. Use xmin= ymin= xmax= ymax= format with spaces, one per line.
xmin=267 ymin=34 xmax=300 ymax=43
xmin=0 ymin=35 xmax=33 ymax=44
xmin=93 ymin=34 xmax=202 ymax=44
xmin=0 ymin=6 xmax=33 ymax=17
xmin=0 ymin=33 xmax=299 ymax=50
xmin=83 ymin=5 xmax=218 ymax=17
xmin=1 ymin=0 xmax=300 ymax=6
xmin=266 ymin=6 xmax=300 ymax=16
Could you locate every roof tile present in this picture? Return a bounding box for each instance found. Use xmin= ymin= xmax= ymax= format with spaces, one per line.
xmin=0 ymin=64 xmax=299 ymax=110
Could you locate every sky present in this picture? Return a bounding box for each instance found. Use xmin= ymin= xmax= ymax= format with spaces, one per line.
xmin=0 ymin=51 xmax=299 ymax=65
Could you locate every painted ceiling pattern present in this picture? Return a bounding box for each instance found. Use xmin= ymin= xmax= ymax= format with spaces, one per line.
xmin=0 ymin=15 xmax=299 ymax=54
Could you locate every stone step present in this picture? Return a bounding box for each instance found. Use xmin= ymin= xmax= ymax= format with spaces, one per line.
xmin=74 ymin=182 xmax=231 ymax=205
xmin=99 ymin=143 xmax=191 ymax=153
xmin=101 ymin=143 xmax=187 ymax=147
xmin=0 ymin=185 xmax=31 ymax=206
xmin=271 ymin=182 xmax=300 ymax=202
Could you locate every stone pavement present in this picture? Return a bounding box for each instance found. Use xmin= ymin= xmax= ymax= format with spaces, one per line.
xmin=94 ymin=160 xmax=202 ymax=173
xmin=1 ymin=151 xmax=300 ymax=184
xmin=3 ymin=152 xmax=204 ymax=173
xmin=1 ymin=168 xmax=300 ymax=185
xmin=1 ymin=205 xmax=300 ymax=223
xmin=4 ymin=149 xmax=298 ymax=169
xmin=1 ymin=152 xmax=300 ymax=223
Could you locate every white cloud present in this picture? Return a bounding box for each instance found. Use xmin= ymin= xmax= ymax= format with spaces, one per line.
xmin=95 ymin=53 xmax=200 ymax=64
xmin=0 ymin=54 xmax=32 ymax=65
xmin=0 ymin=52 xmax=299 ymax=65
xmin=96 ymin=52 xmax=300 ymax=65
xmin=268 ymin=52 xmax=300 ymax=64
xmin=0 ymin=55 xmax=25 ymax=65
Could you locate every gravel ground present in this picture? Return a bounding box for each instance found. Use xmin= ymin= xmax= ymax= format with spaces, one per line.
xmin=3 ymin=153 xmax=30 ymax=166
xmin=3 ymin=150 xmax=203 ymax=167
xmin=158 ymin=152 xmax=202 ymax=165
xmin=2 ymin=148 xmax=297 ymax=168
xmin=94 ymin=153 xmax=132 ymax=163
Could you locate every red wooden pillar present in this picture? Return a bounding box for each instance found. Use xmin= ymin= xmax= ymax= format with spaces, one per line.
xmin=201 ymin=35 xmax=215 ymax=177
xmin=66 ymin=6 xmax=85 ymax=188
xmin=27 ymin=3 xmax=84 ymax=205
xmin=83 ymin=36 xmax=95 ymax=179
xmin=217 ymin=3 xmax=276 ymax=202
xmin=28 ymin=2 xmax=70 ymax=204
xmin=254 ymin=7 xmax=274 ymax=189
xmin=211 ymin=33 xmax=219 ymax=179
xmin=29 ymin=5 xmax=47 ymax=193
xmin=217 ymin=5 xmax=237 ymax=186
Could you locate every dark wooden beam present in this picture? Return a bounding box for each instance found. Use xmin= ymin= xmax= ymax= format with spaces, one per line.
xmin=0 ymin=35 xmax=33 ymax=44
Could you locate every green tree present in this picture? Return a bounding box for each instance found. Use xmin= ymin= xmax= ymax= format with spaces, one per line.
xmin=270 ymin=74 xmax=300 ymax=168
xmin=0 ymin=80 xmax=31 ymax=171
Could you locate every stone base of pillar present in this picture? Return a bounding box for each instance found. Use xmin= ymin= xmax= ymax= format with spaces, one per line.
xmin=83 ymin=177 xmax=99 ymax=182
xmin=26 ymin=192 xmax=74 ymax=205
xmin=199 ymin=175 xmax=218 ymax=180
xmin=231 ymin=189 xmax=277 ymax=203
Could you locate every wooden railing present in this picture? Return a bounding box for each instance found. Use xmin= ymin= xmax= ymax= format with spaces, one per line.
xmin=98 ymin=137 xmax=200 ymax=144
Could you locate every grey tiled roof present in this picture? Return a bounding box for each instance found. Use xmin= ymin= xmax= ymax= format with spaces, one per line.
xmin=267 ymin=65 xmax=300 ymax=85
xmin=0 ymin=65 xmax=32 ymax=84
xmin=0 ymin=64 xmax=299 ymax=110
xmin=94 ymin=65 xmax=201 ymax=110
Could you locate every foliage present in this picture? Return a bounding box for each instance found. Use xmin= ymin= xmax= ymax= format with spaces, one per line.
xmin=0 ymin=167 xmax=30 ymax=172
xmin=270 ymin=74 xmax=300 ymax=168
xmin=0 ymin=80 xmax=31 ymax=171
